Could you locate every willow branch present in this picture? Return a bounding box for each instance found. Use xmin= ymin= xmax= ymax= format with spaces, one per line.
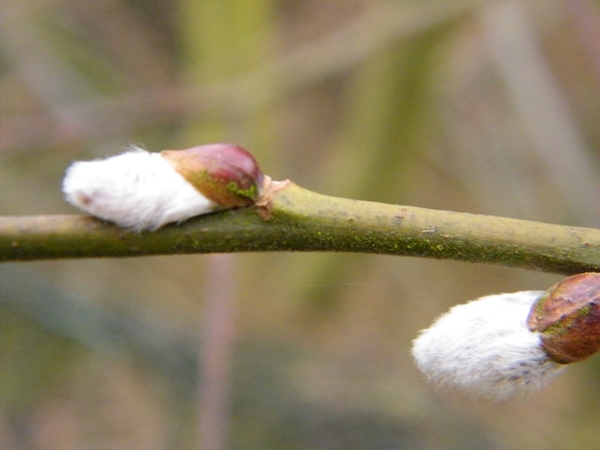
xmin=1 ymin=182 xmax=599 ymax=274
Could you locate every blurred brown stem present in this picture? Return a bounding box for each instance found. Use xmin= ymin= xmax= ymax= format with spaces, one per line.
xmin=198 ymin=254 xmax=237 ymax=450
xmin=0 ymin=182 xmax=598 ymax=274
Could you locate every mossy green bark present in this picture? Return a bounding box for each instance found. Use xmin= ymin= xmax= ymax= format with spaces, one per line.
xmin=0 ymin=182 xmax=599 ymax=274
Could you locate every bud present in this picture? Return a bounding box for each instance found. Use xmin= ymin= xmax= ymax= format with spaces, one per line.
xmin=527 ymin=272 xmax=600 ymax=364
xmin=411 ymin=291 xmax=564 ymax=400
xmin=161 ymin=144 xmax=264 ymax=208
xmin=62 ymin=144 xmax=264 ymax=231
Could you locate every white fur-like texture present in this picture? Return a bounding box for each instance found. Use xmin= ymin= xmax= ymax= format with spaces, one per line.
xmin=411 ymin=291 xmax=564 ymax=400
xmin=62 ymin=148 xmax=219 ymax=231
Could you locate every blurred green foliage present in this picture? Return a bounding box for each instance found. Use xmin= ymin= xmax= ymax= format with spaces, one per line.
xmin=1 ymin=0 xmax=599 ymax=448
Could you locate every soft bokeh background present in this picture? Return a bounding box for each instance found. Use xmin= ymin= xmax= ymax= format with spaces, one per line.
xmin=1 ymin=0 xmax=599 ymax=448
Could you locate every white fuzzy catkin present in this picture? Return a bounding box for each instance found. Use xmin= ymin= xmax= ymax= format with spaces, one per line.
xmin=62 ymin=148 xmax=220 ymax=231
xmin=411 ymin=291 xmax=564 ymax=400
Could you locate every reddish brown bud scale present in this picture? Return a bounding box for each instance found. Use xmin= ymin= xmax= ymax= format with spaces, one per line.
xmin=527 ymin=272 xmax=600 ymax=364
xmin=161 ymin=144 xmax=264 ymax=208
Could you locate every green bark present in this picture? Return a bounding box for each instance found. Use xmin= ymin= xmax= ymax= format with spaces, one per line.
xmin=1 ymin=182 xmax=598 ymax=274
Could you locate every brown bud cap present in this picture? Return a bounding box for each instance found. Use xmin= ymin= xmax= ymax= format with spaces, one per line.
xmin=527 ymin=273 xmax=600 ymax=364
xmin=161 ymin=144 xmax=264 ymax=208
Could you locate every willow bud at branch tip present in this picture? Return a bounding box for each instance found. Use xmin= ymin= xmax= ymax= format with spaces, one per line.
xmin=411 ymin=291 xmax=563 ymax=400
xmin=412 ymin=273 xmax=600 ymax=400
xmin=62 ymin=143 xmax=265 ymax=231
xmin=527 ymin=272 xmax=600 ymax=364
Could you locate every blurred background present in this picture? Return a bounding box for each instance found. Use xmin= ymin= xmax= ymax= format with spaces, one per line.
xmin=1 ymin=0 xmax=599 ymax=448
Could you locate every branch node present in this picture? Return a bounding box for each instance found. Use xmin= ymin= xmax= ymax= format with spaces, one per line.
xmin=255 ymin=176 xmax=291 ymax=219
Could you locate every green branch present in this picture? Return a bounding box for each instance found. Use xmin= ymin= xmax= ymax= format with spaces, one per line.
xmin=1 ymin=182 xmax=599 ymax=274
